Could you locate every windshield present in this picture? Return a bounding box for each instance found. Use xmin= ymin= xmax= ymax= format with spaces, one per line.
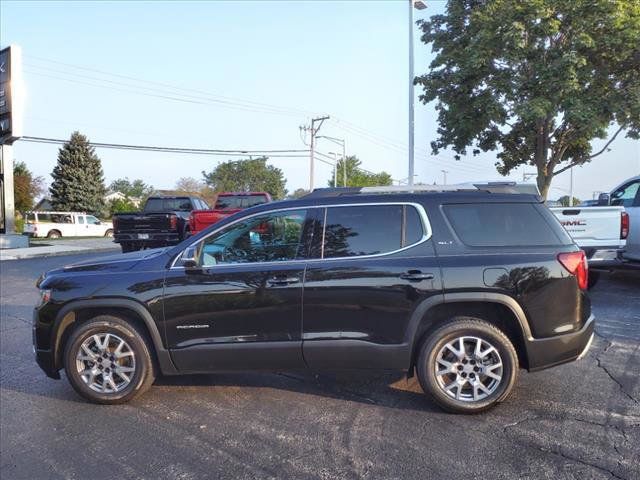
xmin=215 ymin=195 xmax=268 ymax=210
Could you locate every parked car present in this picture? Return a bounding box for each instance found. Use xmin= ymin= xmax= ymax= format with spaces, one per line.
xmin=34 ymin=185 xmax=593 ymax=413
xmin=112 ymin=196 xmax=209 ymax=252
xmin=549 ymin=205 xmax=628 ymax=287
xmin=189 ymin=192 xmax=272 ymax=235
xmin=23 ymin=211 xmax=113 ymax=238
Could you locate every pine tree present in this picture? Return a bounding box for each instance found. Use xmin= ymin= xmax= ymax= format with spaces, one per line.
xmin=50 ymin=131 xmax=106 ymax=213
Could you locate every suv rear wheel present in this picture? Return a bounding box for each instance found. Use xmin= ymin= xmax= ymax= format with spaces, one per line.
xmin=63 ymin=316 xmax=155 ymax=404
xmin=416 ymin=317 xmax=518 ymax=414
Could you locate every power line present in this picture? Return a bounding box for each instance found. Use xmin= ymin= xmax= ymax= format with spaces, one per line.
xmin=21 ymin=136 xmax=310 ymax=157
xmin=25 ymin=55 xmax=319 ymax=117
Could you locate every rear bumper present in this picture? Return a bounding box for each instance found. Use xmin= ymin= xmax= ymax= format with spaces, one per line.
xmin=584 ymin=246 xmax=625 ymax=269
xmin=525 ymin=314 xmax=595 ymax=371
xmin=114 ymin=233 xmax=181 ymax=245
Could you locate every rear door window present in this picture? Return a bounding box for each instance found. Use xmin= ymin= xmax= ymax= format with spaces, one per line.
xmin=443 ymin=203 xmax=569 ymax=247
xmin=322 ymin=204 xmax=424 ymax=258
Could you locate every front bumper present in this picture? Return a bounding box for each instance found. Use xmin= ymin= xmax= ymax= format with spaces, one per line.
xmin=33 ymin=308 xmax=60 ymax=379
xmin=526 ymin=314 xmax=595 ymax=372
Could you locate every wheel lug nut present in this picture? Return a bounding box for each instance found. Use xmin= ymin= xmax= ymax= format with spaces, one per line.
xmin=457 ymin=365 xmax=463 ymax=371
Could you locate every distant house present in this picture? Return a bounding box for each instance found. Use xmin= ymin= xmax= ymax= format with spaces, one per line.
xmin=105 ymin=191 xmax=142 ymax=206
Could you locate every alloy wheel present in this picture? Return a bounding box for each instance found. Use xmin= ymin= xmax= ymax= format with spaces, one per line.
xmin=75 ymin=333 xmax=136 ymax=393
xmin=434 ymin=336 xmax=503 ymax=402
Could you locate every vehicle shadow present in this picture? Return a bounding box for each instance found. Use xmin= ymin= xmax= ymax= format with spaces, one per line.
xmin=153 ymin=369 xmax=442 ymax=413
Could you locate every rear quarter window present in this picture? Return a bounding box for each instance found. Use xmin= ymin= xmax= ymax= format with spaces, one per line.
xmin=443 ymin=203 xmax=571 ymax=247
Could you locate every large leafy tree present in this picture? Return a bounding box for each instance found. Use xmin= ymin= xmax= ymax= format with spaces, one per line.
xmin=416 ymin=0 xmax=640 ymax=198
xmin=327 ymin=156 xmax=393 ymax=187
xmin=50 ymin=132 xmax=107 ymax=213
xmin=109 ymin=177 xmax=154 ymax=199
xmin=202 ymin=157 xmax=287 ymax=199
xmin=13 ymin=161 xmax=45 ymax=212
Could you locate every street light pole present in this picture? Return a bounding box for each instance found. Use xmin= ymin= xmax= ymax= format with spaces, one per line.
xmin=316 ymin=135 xmax=347 ymax=186
xmin=329 ymin=152 xmax=338 ymax=187
xmin=408 ymin=1 xmax=427 ymax=188
xmin=408 ymin=0 xmax=415 ymax=187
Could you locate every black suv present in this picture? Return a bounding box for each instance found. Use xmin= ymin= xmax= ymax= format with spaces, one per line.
xmin=34 ymin=187 xmax=594 ymax=413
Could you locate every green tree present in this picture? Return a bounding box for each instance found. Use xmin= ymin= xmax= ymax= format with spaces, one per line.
xmin=288 ymin=188 xmax=310 ymax=199
xmin=416 ymin=0 xmax=640 ymax=198
xmin=327 ymin=156 xmax=393 ymax=187
xmin=50 ymin=131 xmax=106 ymax=213
xmin=107 ymin=197 xmax=139 ymax=216
xmin=13 ymin=161 xmax=45 ymax=212
xmin=202 ymin=157 xmax=287 ymax=199
xmin=109 ymin=177 xmax=154 ymax=200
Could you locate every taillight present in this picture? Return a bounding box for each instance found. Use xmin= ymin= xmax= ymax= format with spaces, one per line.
xmin=169 ymin=214 xmax=177 ymax=230
xmin=621 ymin=212 xmax=629 ymax=240
xmin=557 ymin=250 xmax=588 ymax=290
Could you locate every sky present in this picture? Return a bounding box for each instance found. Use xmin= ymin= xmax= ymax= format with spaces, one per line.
xmin=1 ymin=0 xmax=638 ymax=201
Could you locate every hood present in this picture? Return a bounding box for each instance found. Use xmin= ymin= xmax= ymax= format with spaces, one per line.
xmin=47 ymin=248 xmax=169 ymax=276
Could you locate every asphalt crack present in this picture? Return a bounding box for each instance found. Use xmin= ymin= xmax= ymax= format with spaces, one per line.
xmin=595 ymin=339 xmax=639 ymax=405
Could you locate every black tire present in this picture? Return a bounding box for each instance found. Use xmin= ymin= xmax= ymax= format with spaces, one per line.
xmin=47 ymin=230 xmax=61 ymax=239
xmin=104 ymin=229 xmax=114 ymax=238
xmin=416 ymin=317 xmax=518 ymax=414
xmin=587 ymin=271 xmax=600 ymax=289
xmin=63 ymin=315 xmax=156 ymax=404
xmin=120 ymin=243 xmax=133 ymax=253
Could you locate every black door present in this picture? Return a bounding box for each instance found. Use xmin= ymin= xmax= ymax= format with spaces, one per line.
xmin=164 ymin=208 xmax=315 ymax=372
xmin=302 ymin=203 xmax=442 ymax=370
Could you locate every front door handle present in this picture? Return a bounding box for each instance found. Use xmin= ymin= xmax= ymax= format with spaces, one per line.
xmin=400 ymin=270 xmax=434 ymax=281
xmin=267 ymin=276 xmax=300 ymax=286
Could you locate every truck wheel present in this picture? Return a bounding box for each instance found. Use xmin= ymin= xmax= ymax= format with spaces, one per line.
xmin=47 ymin=230 xmax=61 ymax=239
xmin=587 ymin=271 xmax=600 ymax=289
xmin=104 ymin=229 xmax=114 ymax=238
xmin=121 ymin=243 xmax=133 ymax=253
xmin=63 ymin=315 xmax=156 ymax=404
xmin=416 ymin=317 xmax=518 ymax=414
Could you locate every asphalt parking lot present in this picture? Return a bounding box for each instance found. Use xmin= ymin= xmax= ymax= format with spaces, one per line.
xmin=1 ymin=253 xmax=638 ymax=480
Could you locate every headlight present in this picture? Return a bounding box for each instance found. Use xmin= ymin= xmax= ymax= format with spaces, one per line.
xmin=39 ymin=289 xmax=51 ymax=305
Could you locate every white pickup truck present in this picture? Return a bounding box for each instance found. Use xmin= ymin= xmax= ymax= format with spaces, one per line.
xmin=23 ymin=211 xmax=114 ymax=238
xmin=550 ymin=205 xmax=629 ymax=270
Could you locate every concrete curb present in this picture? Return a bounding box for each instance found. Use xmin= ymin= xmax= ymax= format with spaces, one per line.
xmin=0 ymin=245 xmax=120 ymax=261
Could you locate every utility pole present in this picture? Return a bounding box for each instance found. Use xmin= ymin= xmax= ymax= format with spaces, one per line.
xmin=441 ymin=169 xmax=448 ymax=185
xmin=300 ymin=116 xmax=329 ymax=190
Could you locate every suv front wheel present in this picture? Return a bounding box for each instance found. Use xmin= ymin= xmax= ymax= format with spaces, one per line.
xmin=416 ymin=317 xmax=518 ymax=414
xmin=63 ymin=316 xmax=156 ymax=404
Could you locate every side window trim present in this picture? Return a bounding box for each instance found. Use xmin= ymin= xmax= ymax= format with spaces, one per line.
xmin=171 ymin=202 xmax=432 ymax=268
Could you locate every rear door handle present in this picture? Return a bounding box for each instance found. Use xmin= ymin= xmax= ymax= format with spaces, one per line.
xmin=400 ymin=271 xmax=434 ymax=281
xmin=267 ymin=276 xmax=300 ymax=286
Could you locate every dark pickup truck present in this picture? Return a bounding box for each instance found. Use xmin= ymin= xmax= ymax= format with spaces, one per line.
xmin=112 ymin=196 xmax=209 ymax=252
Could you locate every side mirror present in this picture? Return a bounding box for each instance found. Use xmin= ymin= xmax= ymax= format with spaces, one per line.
xmin=597 ymin=193 xmax=610 ymax=206
xmin=181 ymin=246 xmax=200 ymax=271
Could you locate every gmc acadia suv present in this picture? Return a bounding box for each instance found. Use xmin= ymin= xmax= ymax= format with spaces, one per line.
xmin=33 ymin=186 xmax=594 ymax=413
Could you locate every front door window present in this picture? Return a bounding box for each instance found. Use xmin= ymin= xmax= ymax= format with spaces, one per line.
xmin=196 ymin=209 xmax=309 ymax=266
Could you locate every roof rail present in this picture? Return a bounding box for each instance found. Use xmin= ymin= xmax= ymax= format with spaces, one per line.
xmin=303 ymin=182 xmax=540 ymax=199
